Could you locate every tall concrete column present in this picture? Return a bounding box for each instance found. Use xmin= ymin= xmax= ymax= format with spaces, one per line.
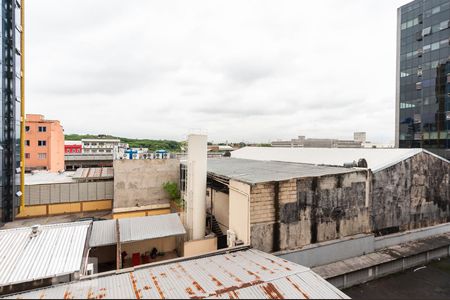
xmin=186 ymin=134 xmax=207 ymax=240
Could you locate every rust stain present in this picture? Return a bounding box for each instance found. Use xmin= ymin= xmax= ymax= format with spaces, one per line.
xmin=160 ymin=272 xmax=167 ymax=278
xmin=143 ymin=286 xmax=151 ymax=291
xmin=246 ymin=269 xmax=261 ymax=281
xmin=212 ymin=280 xmax=263 ymax=297
xmin=63 ymin=291 xmax=73 ymax=299
xmin=262 ymin=283 xmax=285 ymax=299
xmin=210 ymin=276 xmax=223 ymax=287
xmin=228 ymin=291 xmax=239 ymax=299
xmin=286 ymin=277 xmax=310 ymax=299
xmin=39 ymin=292 xmax=46 ymax=300
xmin=185 ymin=287 xmax=195 ymax=297
xmin=192 ymin=281 xmax=206 ymax=293
xmin=151 ymin=273 xmax=166 ymax=299
xmin=129 ymin=273 xmax=142 ymax=299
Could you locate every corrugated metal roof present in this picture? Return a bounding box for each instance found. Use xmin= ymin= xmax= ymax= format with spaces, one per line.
xmin=3 ymin=249 xmax=349 ymax=299
xmin=207 ymin=158 xmax=357 ymax=184
xmin=89 ymin=220 xmax=117 ymax=248
xmin=230 ymin=147 xmax=445 ymax=172
xmin=0 ymin=222 xmax=90 ymax=287
xmin=119 ymin=214 xmax=186 ymax=244
xmin=72 ymin=167 xmax=114 ymax=181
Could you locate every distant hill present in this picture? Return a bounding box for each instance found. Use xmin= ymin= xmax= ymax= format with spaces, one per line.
xmin=65 ymin=134 xmax=182 ymax=152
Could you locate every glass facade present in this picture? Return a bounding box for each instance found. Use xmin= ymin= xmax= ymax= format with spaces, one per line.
xmin=397 ymin=0 xmax=450 ymax=159
xmin=1 ymin=0 xmax=21 ymax=222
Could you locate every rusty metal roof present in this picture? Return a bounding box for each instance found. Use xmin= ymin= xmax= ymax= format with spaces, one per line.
xmin=3 ymin=248 xmax=349 ymax=299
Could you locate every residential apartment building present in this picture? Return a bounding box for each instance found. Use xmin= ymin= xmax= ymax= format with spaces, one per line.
xmin=396 ymin=0 xmax=450 ymax=159
xmin=1 ymin=0 xmax=22 ymax=222
xmin=25 ymin=114 xmax=65 ymax=172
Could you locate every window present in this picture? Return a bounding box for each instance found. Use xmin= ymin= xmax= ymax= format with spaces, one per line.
xmin=25 ymin=126 xmax=30 ymax=132
xmin=422 ymin=27 xmax=431 ymax=36
xmin=38 ymin=153 xmax=47 ymax=160
xmin=38 ymin=126 xmax=47 ymax=132
xmin=431 ymin=6 xmax=440 ymax=14
xmin=25 ymin=140 xmax=30 ymax=146
xmin=25 ymin=153 xmax=30 ymax=159
xmin=440 ymin=20 xmax=449 ymax=30
xmin=38 ymin=140 xmax=47 ymax=146
xmin=416 ymin=82 xmax=422 ymax=90
xmin=431 ymin=42 xmax=439 ymax=51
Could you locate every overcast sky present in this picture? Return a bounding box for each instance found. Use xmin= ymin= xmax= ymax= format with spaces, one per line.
xmin=26 ymin=0 xmax=411 ymax=143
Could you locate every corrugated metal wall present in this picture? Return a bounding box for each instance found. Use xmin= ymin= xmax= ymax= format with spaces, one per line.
xmin=25 ymin=181 xmax=114 ymax=205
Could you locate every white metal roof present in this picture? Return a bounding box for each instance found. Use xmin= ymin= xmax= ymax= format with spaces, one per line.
xmin=231 ymin=147 xmax=447 ymax=172
xmin=3 ymin=248 xmax=349 ymax=299
xmin=25 ymin=171 xmax=76 ymax=185
xmin=0 ymin=222 xmax=90 ymax=287
xmin=89 ymin=220 xmax=117 ymax=248
xmin=119 ymin=214 xmax=186 ymax=244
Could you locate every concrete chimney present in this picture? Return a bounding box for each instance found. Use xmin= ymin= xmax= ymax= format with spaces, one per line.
xmin=186 ymin=134 xmax=207 ymax=240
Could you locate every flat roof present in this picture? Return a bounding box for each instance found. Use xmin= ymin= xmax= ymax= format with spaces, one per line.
xmin=231 ymin=147 xmax=449 ymax=172
xmin=89 ymin=214 xmax=186 ymax=248
xmin=0 ymin=222 xmax=90 ymax=287
xmin=207 ymin=158 xmax=357 ymax=184
xmin=25 ymin=171 xmax=76 ymax=185
xmin=4 ymin=248 xmax=349 ymax=299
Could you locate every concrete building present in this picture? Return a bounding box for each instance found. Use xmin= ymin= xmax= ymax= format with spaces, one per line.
xmin=4 ymin=246 xmax=349 ymax=299
xmin=1 ymin=0 xmax=23 ymax=223
xmin=113 ymin=159 xmax=180 ymax=219
xmin=64 ymin=141 xmax=82 ymax=154
xmin=196 ymin=147 xmax=450 ymax=254
xmin=271 ymin=133 xmax=363 ymax=148
xmin=18 ymin=168 xmax=114 ymax=218
xmin=64 ymin=153 xmax=113 ymax=170
xmin=81 ymin=138 xmax=128 ymax=159
xmin=353 ymin=132 xmax=367 ymax=143
xmin=24 ymin=114 xmax=65 ymax=172
xmin=396 ymin=0 xmax=450 ymax=159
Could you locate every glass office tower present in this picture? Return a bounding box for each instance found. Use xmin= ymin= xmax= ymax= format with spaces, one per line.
xmin=396 ymin=0 xmax=450 ymax=159
xmin=1 ymin=0 xmax=21 ymax=222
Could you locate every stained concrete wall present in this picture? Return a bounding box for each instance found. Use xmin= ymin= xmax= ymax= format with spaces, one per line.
xmin=371 ymin=152 xmax=450 ymax=233
xmin=250 ymin=171 xmax=370 ymax=253
xmin=113 ymin=159 xmax=180 ymax=209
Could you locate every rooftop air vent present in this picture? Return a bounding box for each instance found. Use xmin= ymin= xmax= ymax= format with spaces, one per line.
xmin=30 ymin=225 xmax=41 ymax=237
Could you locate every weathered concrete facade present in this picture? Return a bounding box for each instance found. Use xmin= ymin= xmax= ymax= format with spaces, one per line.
xmin=113 ymin=159 xmax=180 ymax=209
xmin=371 ymin=152 xmax=450 ymax=234
xmin=250 ymin=171 xmax=371 ymax=253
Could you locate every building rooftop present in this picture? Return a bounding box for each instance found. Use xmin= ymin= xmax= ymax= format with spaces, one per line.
xmin=72 ymin=167 xmax=114 ymax=181
xmin=4 ymin=248 xmax=349 ymax=299
xmin=207 ymin=158 xmax=357 ymax=184
xmin=89 ymin=214 xmax=186 ymax=248
xmin=25 ymin=171 xmax=76 ymax=185
xmin=0 ymin=222 xmax=90 ymax=287
xmin=231 ymin=147 xmax=449 ymax=172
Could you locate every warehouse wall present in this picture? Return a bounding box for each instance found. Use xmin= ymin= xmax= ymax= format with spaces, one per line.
xmin=249 ymin=171 xmax=370 ymax=253
xmin=25 ymin=181 xmax=114 ymax=205
xmin=371 ymin=152 xmax=450 ymax=233
xmin=113 ymin=159 xmax=180 ymax=209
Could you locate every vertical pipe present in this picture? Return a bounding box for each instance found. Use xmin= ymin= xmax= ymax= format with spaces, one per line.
xmin=186 ymin=134 xmax=207 ymax=240
xmin=19 ymin=0 xmax=25 ymax=211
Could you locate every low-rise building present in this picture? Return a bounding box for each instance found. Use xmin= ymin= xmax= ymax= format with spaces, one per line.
xmin=64 ymin=141 xmax=82 ymax=154
xmin=271 ymin=133 xmax=364 ymax=148
xmin=226 ymin=147 xmax=449 ymax=250
xmin=25 ymin=114 xmax=65 ymax=172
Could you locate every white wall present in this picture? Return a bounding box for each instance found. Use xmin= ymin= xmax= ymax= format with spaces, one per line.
xmin=228 ymin=180 xmax=251 ymax=244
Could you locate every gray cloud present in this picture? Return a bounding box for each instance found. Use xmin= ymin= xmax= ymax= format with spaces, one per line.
xmin=26 ymin=0 xmax=410 ymax=143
